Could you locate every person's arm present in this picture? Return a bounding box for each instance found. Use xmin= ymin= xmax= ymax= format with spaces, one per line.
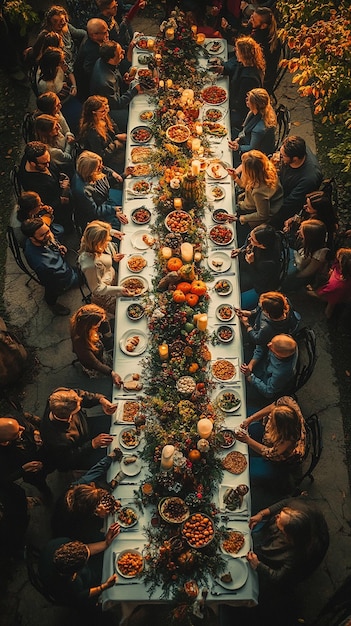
xmin=240 ymin=403 xmax=274 ymax=429
xmin=73 ymin=341 xmax=113 ymax=377
xmin=296 ymin=256 xmax=325 ymax=279
xmin=82 ymin=264 xmax=126 ymax=298
xmin=72 ymin=455 xmax=113 ymax=485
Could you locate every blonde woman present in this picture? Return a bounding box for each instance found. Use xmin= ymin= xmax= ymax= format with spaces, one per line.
xmin=229 ymin=88 xmax=277 ymax=157
xmin=229 ymin=36 xmax=266 ymax=129
xmin=79 ymin=96 xmax=126 ymax=173
xmin=231 ymin=149 xmax=283 ymax=227
xmin=78 ymin=220 xmax=132 ymax=316
xmin=72 ymin=150 xmax=127 ymax=231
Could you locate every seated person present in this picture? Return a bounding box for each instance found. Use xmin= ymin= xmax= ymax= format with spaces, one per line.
xmin=15 ymin=190 xmax=63 ymax=244
xmin=38 ymin=525 xmax=120 ymax=607
xmin=315 ymin=247 xmax=351 ymax=319
xmin=236 ymin=291 xmax=300 ymax=347
xmin=247 ymin=496 xmax=329 ymax=590
xmin=284 ymin=219 xmax=329 ymax=292
xmin=34 ymin=114 xmax=75 ymax=177
xmin=229 ymin=88 xmax=277 ymax=161
xmin=21 ymin=218 xmax=78 ymax=316
xmin=70 ymin=303 xmax=122 ymax=385
xmin=36 ymin=91 xmax=74 ymax=138
xmin=283 ymin=189 xmax=338 ymax=252
xmin=74 ymin=18 xmax=109 ymax=102
xmin=95 ymin=0 xmax=146 ymax=70
xmin=241 ymin=334 xmax=298 ymax=400
xmin=272 ymin=136 xmax=323 ymax=228
xmin=40 ymin=387 xmax=116 ymax=471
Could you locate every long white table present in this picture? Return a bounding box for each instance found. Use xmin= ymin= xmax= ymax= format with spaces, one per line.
xmin=102 ymin=37 xmax=258 ymax=617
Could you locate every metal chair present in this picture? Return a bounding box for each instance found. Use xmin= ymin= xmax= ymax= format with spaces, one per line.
xmin=277 ymin=229 xmax=291 ymax=290
xmin=293 ymin=327 xmax=317 ymax=394
xmin=6 ymin=226 xmax=41 ymax=286
xmin=274 ymin=104 xmax=291 ymax=151
xmin=22 ymin=111 xmax=36 ymax=143
xmin=10 ymin=165 xmax=22 ymax=199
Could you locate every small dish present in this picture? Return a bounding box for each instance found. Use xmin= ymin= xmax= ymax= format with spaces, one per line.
xmin=117 ymin=505 xmax=139 ymax=528
xmin=129 ymin=180 xmax=151 ymax=195
xmin=207 ymin=161 xmax=229 ymax=180
xmin=209 ymin=225 xmax=234 ymax=246
xmin=219 ymin=429 xmax=236 ymax=449
xmin=203 ymin=107 xmax=223 ymax=123
xmin=131 ymin=230 xmax=152 ymax=250
xmin=215 ymin=325 xmax=235 ymax=343
xmin=130 ymin=126 xmax=153 ymax=144
xmin=139 ymin=109 xmax=154 ymax=122
xmin=119 ymin=427 xmax=140 ymax=449
xmin=208 ymin=185 xmax=226 ymax=201
xmin=127 ymin=254 xmax=147 ymax=273
xmin=119 ymin=330 xmax=148 ymax=356
xmin=135 ymin=36 xmax=152 ymax=50
xmin=216 ymin=389 xmax=241 ymax=413
xmin=123 ymin=373 xmax=143 ymax=392
xmin=213 ymin=279 xmax=233 ymax=296
xmin=212 ymin=208 xmax=229 ymax=223
xmin=120 ymin=455 xmax=142 ymax=477
xmin=126 ymin=303 xmax=145 ymax=321
xmin=131 ymin=207 xmax=151 ymax=224
xmin=216 ymin=558 xmax=249 ymax=590
xmin=138 ymin=53 xmax=152 ymax=65
xmin=120 ymin=275 xmax=148 ymax=296
xmin=207 ymin=251 xmax=231 ymax=273
xmin=204 ymin=40 xmax=225 ymax=56
xmin=165 ymin=124 xmax=191 ymax=144
xmin=115 ymin=549 xmax=144 ymax=578
xmin=216 ymin=304 xmax=235 ymax=322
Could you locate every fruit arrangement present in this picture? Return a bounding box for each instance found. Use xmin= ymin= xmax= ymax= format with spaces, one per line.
xmin=182 ymin=513 xmax=215 ymax=548
xmin=116 ymin=550 xmax=144 ymax=577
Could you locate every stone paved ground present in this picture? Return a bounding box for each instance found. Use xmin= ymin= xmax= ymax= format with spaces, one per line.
xmin=1 ymin=10 xmax=351 ymax=626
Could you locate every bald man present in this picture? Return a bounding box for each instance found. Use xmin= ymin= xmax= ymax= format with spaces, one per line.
xmin=241 ymin=334 xmax=298 ymax=399
xmin=74 ymin=18 xmax=109 ymax=101
xmin=0 ymin=411 xmax=51 ymax=497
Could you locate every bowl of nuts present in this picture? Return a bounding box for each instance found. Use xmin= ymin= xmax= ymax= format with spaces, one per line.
xmin=176 ymin=376 xmax=196 ymax=396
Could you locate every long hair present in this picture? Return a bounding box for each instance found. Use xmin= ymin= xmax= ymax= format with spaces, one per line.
xmin=241 ymin=149 xmax=278 ymax=190
xmin=336 ymin=247 xmax=351 ymax=280
xmin=79 ymin=95 xmax=114 ymax=143
xmin=235 ymin=36 xmax=266 ymax=79
xmin=65 ymin=483 xmax=110 ymax=515
xmin=247 ymin=88 xmax=276 ymax=128
xmin=31 ymin=30 xmax=63 ymax=63
xmin=76 ymin=150 xmax=102 ymax=182
xmin=79 ymin=220 xmax=112 ymax=256
xmin=43 ymin=5 xmax=68 ymax=30
xmin=34 ymin=114 xmax=60 ymax=147
xmin=259 ymin=291 xmax=290 ymax=320
xmin=269 ymin=404 xmax=301 ymax=445
xmin=253 ymin=7 xmax=279 ymax=53
xmin=38 ymin=46 xmax=64 ymax=81
xmin=70 ymin=304 xmax=106 ymax=353
xmin=305 ymin=190 xmax=338 ymax=237
xmin=300 ymin=219 xmax=327 ymax=256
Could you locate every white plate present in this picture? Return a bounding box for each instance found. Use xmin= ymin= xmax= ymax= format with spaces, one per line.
xmin=216 ymin=558 xmax=249 ymax=589
xmin=131 ymin=231 xmax=152 ymax=250
xmin=213 ymin=278 xmax=233 ymax=296
xmin=220 ymin=530 xmax=251 ymax=560
xmin=216 ymin=304 xmax=235 ymax=322
xmin=203 ymin=107 xmax=223 ymax=123
xmin=211 ymin=358 xmax=239 ymax=383
xmin=215 ymin=388 xmax=241 ymax=413
xmin=208 ymin=185 xmax=226 ymax=201
xmin=127 ymin=180 xmax=151 ymax=196
xmin=219 ymin=484 xmax=249 ymax=516
xmin=120 ymin=455 xmax=142 ymax=477
xmin=126 ymin=303 xmax=145 ymax=321
xmin=119 ymin=427 xmax=140 ymax=449
xmin=115 ymin=549 xmax=144 ymax=578
xmin=126 ymin=255 xmax=147 ymax=273
xmin=207 ymin=251 xmax=231 ymax=273
xmin=120 ymin=330 xmax=148 ymax=356
xmin=120 ymin=275 xmax=148 ymax=296
xmin=206 ymin=162 xmax=229 ymax=180
xmin=215 ymin=325 xmax=235 ymax=343
xmin=123 ymin=373 xmax=143 ymax=392
xmin=205 ymin=40 xmax=225 ymax=55
xmin=116 ymin=504 xmax=139 ymax=527
xmin=202 ymin=85 xmax=227 ymax=105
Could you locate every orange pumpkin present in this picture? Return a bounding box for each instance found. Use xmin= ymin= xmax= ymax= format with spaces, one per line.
xmin=189 ymin=363 xmax=199 ymax=373
xmin=167 ymin=257 xmax=183 ymax=272
xmin=190 ymin=280 xmax=207 ymax=296
xmin=177 ymin=281 xmax=192 ymax=294
xmin=185 ymin=293 xmax=199 ymax=307
xmin=188 ymin=449 xmax=201 ymax=463
xmin=173 ymin=289 xmax=186 ymax=303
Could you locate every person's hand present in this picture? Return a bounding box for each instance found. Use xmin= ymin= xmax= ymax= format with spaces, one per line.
xmin=105 ymin=522 xmax=121 ymax=547
xmin=100 ymin=397 xmax=118 ymax=414
xmin=92 ymin=433 xmax=115 ymax=449
xmin=111 ymin=230 xmax=124 ymax=240
xmin=235 ymin=429 xmax=249 ymax=443
xmin=239 ymin=216 xmax=246 ymax=225
xmin=240 ymin=363 xmax=252 ymax=378
xmin=245 ymin=251 xmax=254 ymax=264
xmin=117 ymin=133 xmax=127 ymax=143
xmin=112 ymin=252 xmax=125 ymax=263
xmin=231 ymin=248 xmax=241 ymax=258
xmin=228 ymin=140 xmax=239 ymax=151
xmin=135 ymin=82 xmax=144 ymax=93
xmin=59 ymin=177 xmax=70 ymax=189
xmin=139 ymin=0 xmax=146 ymax=8
xmin=69 ymin=85 xmax=77 ymax=96
xmin=121 ymin=288 xmax=135 ymax=297
xmin=283 ymin=217 xmax=294 ymax=232
xmin=33 ymin=430 xmax=43 ymax=445
xmin=246 ymin=550 xmax=259 ymax=569
xmin=115 ymin=209 xmax=128 ymax=225
xmin=103 ymin=574 xmax=118 ymax=589
xmin=249 ymin=513 xmax=264 ymax=529
xmin=112 ymin=371 xmax=122 ymax=387
xmin=211 ymin=64 xmax=224 ymax=75
xmin=41 ymin=204 xmax=54 ymax=215
xmin=22 ymin=461 xmax=43 ymax=473
xmin=240 ymin=315 xmax=249 ymax=326
xmin=112 ymin=171 xmax=123 ymax=183
xmin=240 ymin=418 xmax=251 ymax=430
xmin=58 ymin=244 xmax=67 ymax=255
xmin=235 ymin=307 xmax=251 ymax=318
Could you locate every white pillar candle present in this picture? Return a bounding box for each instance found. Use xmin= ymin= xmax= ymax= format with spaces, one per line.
xmin=197 ymin=418 xmax=213 ymax=439
xmin=192 ymin=138 xmax=201 ymax=152
xmin=191 ymin=160 xmax=201 ymax=176
xmin=161 ymin=444 xmax=175 ymax=470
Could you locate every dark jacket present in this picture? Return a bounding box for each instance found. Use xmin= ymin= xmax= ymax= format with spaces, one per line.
xmin=89 ymin=58 xmax=137 ymax=109
xmin=74 ymin=36 xmax=101 ymax=101
xmin=228 ymin=64 xmax=263 ymax=129
xmin=240 ymin=235 xmax=282 ymax=294
xmin=237 ymin=112 xmax=276 ymax=155
xmin=71 ymin=167 xmax=120 ymax=230
xmin=18 ymin=156 xmax=61 ymax=214
xmin=247 ymin=302 xmax=300 ymax=346
xmin=277 ymin=147 xmax=323 ymax=224
xmin=24 ymin=239 xmax=76 ymax=290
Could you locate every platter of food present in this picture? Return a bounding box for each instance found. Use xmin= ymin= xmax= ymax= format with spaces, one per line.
xmin=130 ymin=126 xmax=153 ymax=144
xmin=220 ymin=484 xmax=249 ymax=512
xmin=123 ymin=373 xmax=143 ymax=392
xmin=203 ymin=121 xmax=227 ymax=137
xmin=221 ymin=529 xmax=250 ymax=559
xmin=139 ymin=109 xmax=154 ymax=122
xmin=211 ymin=359 xmax=237 ymax=382
xmin=222 ymin=450 xmax=247 ymax=474
xmin=165 ymin=210 xmax=193 ymax=233
xmin=209 ymin=224 xmax=234 ymax=246
xmin=114 ymin=400 xmax=141 ymax=423
xmin=131 ymin=206 xmax=151 ymax=224
xmin=207 ymin=162 xmax=229 ymax=180
xmin=119 ymin=331 xmax=148 ymax=356
xmin=166 ymin=124 xmax=191 ymax=143
xmin=216 ymin=558 xmax=249 ymax=590
xmin=203 ymin=107 xmax=223 ymax=122
xmin=131 ymin=231 xmax=155 ymax=250
xmin=218 ymin=428 xmax=236 ymax=449
xmin=204 ymin=40 xmax=225 ymax=55
xmin=127 ymin=164 xmax=152 ymax=177
xmin=202 ymin=85 xmax=227 ymax=105
xmin=126 ymin=303 xmax=145 ymax=321
xmin=135 ymin=36 xmax=152 ymax=50
xmin=117 ymin=505 xmax=139 ymax=528
xmin=128 ymin=180 xmax=151 ymax=196
xmin=158 ymin=497 xmax=190 ymax=524
xmin=120 ymin=275 xmax=148 ymax=295
xmin=182 ymin=513 xmax=215 ymax=549
xmin=120 ymin=454 xmax=142 ymax=476
xmin=208 ymin=185 xmax=226 ymax=201
xmin=213 ymin=278 xmax=233 ymax=296
xmin=216 ymin=303 xmax=235 ymax=321
xmin=215 ymin=324 xmax=235 ymax=343
xmin=207 ymin=251 xmax=231 ymax=273
xmin=131 ymin=146 xmax=152 ymax=163
xmin=176 ymin=376 xmax=196 ymax=395
xmin=126 ymin=254 xmax=147 ymax=273
xmin=115 ymin=549 xmax=144 ymax=578
xmin=119 ymin=427 xmax=140 ymax=450
xmin=136 ymin=68 xmax=153 ymax=80
xmin=216 ymin=389 xmax=242 ymax=414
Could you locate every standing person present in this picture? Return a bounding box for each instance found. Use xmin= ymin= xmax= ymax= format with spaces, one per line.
xmin=272 ymin=136 xmax=323 ymax=228
xmin=21 ymin=218 xmax=78 ymax=316
xmin=229 ymin=88 xmax=277 ymax=160
xmin=79 ymin=96 xmax=126 ymax=172
xmin=314 ymin=248 xmax=351 ymax=319
xmin=74 ymin=18 xmax=109 ymax=102
xmin=40 ymin=387 xmax=117 ymax=471
xmin=78 ymin=220 xmax=132 ymax=316
xmin=284 ymin=219 xmax=329 ymax=293
xmin=70 ymin=303 xmax=122 ymax=385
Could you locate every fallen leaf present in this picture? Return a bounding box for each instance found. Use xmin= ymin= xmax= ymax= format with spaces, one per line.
xmin=346 ymin=370 xmax=350 ymax=376
xmin=292 ymin=121 xmax=301 ymax=126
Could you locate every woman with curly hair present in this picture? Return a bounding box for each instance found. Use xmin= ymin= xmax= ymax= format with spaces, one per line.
xmin=231 ymin=149 xmax=283 ymax=228
xmin=229 ymin=35 xmax=265 ymax=129
xmin=70 ymin=303 xmax=122 ymax=385
xmin=229 ymin=88 xmax=277 ymax=160
xmin=79 ymin=96 xmax=126 ymax=173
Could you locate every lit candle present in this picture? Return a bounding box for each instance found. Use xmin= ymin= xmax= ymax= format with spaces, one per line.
xmin=193 ymin=313 xmax=201 ymax=324
xmin=182 ymin=88 xmax=194 ymax=101
xmin=161 ymin=444 xmax=175 ymax=470
xmin=158 ymin=343 xmax=169 ymax=360
xmin=165 ymin=27 xmax=175 ymax=40
xmin=191 ymin=159 xmax=201 ymax=176
xmin=174 ymin=197 xmax=182 ymax=209
xmin=197 ymin=314 xmax=208 ymax=331
xmin=197 ymin=418 xmax=213 ymax=439
xmin=147 ymin=38 xmax=154 ymax=49
xmin=192 ymin=138 xmax=201 ymax=152
xmin=155 ymin=53 xmax=162 ymax=65
xmin=195 ymin=124 xmax=203 ymax=136
xmin=191 ymin=25 xmax=198 ymax=36
xmin=159 ymin=79 xmax=164 ymax=89
xmin=198 ymin=147 xmax=204 ymax=158
xmin=197 ymin=33 xmax=206 ymax=45
xmin=166 ymin=78 xmax=173 ymax=89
